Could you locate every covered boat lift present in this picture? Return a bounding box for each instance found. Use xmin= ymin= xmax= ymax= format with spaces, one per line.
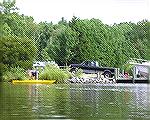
xmin=115 ymin=58 xmax=150 ymax=83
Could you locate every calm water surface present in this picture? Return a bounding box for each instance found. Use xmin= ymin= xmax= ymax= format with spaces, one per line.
xmin=0 ymin=82 xmax=150 ymax=120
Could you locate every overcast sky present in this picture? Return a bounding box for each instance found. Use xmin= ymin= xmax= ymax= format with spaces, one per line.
xmin=7 ymin=0 xmax=150 ymax=24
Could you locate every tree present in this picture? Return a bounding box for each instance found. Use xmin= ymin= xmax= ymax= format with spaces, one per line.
xmin=0 ymin=36 xmax=37 ymax=69
xmin=111 ymin=23 xmax=141 ymax=67
xmin=46 ymin=23 xmax=78 ymax=65
xmin=0 ymin=0 xmax=18 ymax=14
xmin=35 ymin=22 xmax=53 ymax=61
xmin=69 ymin=18 xmax=116 ymax=66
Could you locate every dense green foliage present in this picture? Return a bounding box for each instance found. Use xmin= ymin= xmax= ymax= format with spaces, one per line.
xmin=39 ymin=65 xmax=71 ymax=83
xmin=2 ymin=67 xmax=29 ymax=81
xmin=0 ymin=0 xmax=150 ymax=80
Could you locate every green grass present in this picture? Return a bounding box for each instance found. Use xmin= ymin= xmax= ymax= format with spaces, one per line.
xmin=39 ymin=65 xmax=71 ymax=83
xmin=3 ymin=67 xmax=29 ymax=81
xmin=74 ymin=68 xmax=83 ymax=77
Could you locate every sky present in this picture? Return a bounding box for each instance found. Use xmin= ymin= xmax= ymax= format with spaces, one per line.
xmin=2 ymin=0 xmax=150 ymax=24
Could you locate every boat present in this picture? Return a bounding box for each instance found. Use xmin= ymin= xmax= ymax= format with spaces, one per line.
xmin=12 ymin=80 xmax=56 ymax=84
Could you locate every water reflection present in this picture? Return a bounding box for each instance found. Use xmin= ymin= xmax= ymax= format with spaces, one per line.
xmin=128 ymin=85 xmax=150 ymax=119
xmin=28 ymin=85 xmax=41 ymax=113
xmin=68 ymin=84 xmax=129 ymax=119
xmin=0 ymin=83 xmax=150 ymax=120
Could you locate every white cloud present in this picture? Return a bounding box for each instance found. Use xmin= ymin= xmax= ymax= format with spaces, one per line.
xmin=14 ymin=0 xmax=150 ymax=24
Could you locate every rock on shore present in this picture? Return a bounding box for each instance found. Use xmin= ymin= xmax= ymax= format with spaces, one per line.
xmin=69 ymin=77 xmax=116 ymax=84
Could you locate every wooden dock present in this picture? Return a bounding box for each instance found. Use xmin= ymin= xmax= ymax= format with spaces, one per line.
xmin=114 ymin=67 xmax=150 ymax=84
xmin=116 ymin=78 xmax=149 ymax=83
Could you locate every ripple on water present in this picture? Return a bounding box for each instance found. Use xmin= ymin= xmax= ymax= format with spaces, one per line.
xmin=38 ymin=114 xmax=69 ymax=119
xmin=1 ymin=82 xmax=150 ymax=120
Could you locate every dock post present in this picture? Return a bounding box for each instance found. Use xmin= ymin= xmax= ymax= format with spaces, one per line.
xmin=148 ymin=66 xmax=150 ymax=83
xmin=115 ymin=68 xmax=119 ymax=80
xmin=97 ymin=71 xmax=101 ymax=80
xmin=133 ymin=66 xmax=136 ymax=83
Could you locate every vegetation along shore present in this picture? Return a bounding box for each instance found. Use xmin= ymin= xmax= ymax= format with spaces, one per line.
xmin=0 ymin=1 xmax=150 ymax=82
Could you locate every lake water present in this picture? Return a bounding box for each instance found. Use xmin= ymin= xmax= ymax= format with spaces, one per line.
xmin=0 ymin=82 xmax=150 ymax=120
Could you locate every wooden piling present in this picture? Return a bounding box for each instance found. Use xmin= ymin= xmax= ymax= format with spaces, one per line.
xmin=132 ymin=66 xmax=136 ymax=83
xmin=148 ymin=66 xmax=150 ymax=83
xmin=114 ymin=68 xmax=119 ymax=80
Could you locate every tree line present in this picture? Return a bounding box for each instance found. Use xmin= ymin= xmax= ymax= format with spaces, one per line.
xmin=0 ymin=0 xmax=150 ymax=79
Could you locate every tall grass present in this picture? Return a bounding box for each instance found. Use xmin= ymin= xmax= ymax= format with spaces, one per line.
xmin=74 ymin=68 xmax=83 ymax=77
xmin=3 ymin=67 xmax=29 ymax=81
xmin=39 ymin=65 xmax=71 ymax=83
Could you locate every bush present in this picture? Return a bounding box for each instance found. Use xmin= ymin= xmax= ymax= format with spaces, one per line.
xmin=3 ymin=67 xmax=29 ymax=81
xmin=0 ymin=64 xmax=3 ymax=82
xmin=122 ymin=63 xmax=134 ymax=75
xmin=1 ymin=36 xmax=37 ymax=70
xmin=39 ymin=65 xmax=70 ymax=83
xmin=74 ymin=68 xmax=83 ymax=77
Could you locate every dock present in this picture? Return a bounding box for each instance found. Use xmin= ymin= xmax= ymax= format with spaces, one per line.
xmin=114 ymin=66 xmax=150 ymax=83
xmin=116 ymin=78 xmax=149 ymax=83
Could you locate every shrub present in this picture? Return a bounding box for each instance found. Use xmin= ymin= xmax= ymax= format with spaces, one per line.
xmin=73 ymin=68 xmax=83 ymax=77
xmin=3 ymin=67 xmax=29 ymax=81
xmin=122 ymin=63 xmax=134 ymax=75
xmin=39 ymin=65 xmax=70 ymax=83
xmin=0 ymin=64 xmax=3 ymax=82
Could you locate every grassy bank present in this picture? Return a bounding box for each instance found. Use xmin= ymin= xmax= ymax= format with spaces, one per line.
xmin=39 ymin=65 xmax=71 ymax=83
xmin=2 ymin=67 xmax=29 ymax=81
xmin=1 ymin=65 xmax=79 ymax=83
